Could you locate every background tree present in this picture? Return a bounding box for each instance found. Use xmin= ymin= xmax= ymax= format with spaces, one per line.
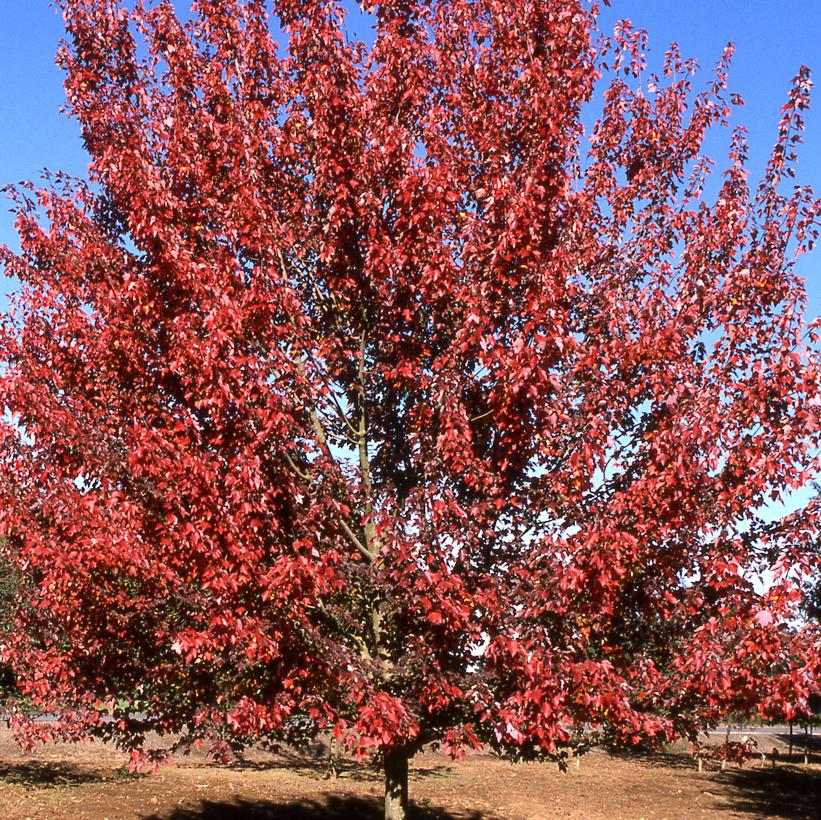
xmin=803 ymin=556 xmax=821 ymax=622
xmin=0 ymin=543 xmax=19 ymax=702
xmin=1 ymin=1 xmax=820 ymax=817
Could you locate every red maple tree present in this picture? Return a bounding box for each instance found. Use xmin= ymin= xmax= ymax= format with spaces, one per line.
xmin=1 ymin=1 xmax=820 ymax=817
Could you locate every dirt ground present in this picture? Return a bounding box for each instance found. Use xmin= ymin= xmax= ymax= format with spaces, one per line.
xmin=0 ymin=726 xmax=818 ymax=820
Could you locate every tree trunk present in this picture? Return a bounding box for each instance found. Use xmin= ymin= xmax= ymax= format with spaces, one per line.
xmin=384 ymin=748 xmax=409 ymax=820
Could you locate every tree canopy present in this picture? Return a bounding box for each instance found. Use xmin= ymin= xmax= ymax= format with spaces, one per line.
xmin=0 ymin=1 xmax=819 ymax=817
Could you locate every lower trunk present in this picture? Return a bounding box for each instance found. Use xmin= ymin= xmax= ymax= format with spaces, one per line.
xmin=384 ymin=747 xmax=409 ymax=820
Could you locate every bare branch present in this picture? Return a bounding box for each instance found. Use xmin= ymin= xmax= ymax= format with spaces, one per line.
xmin=338 ymin=516 xmax=374 ymax=562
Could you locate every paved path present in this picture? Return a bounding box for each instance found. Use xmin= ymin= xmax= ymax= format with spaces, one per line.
xmin=716 ymin=725 xmax=812 ymax=735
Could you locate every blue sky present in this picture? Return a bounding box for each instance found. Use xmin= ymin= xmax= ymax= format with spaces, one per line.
xmin=1 ymin=0 xmax=820 ymax=315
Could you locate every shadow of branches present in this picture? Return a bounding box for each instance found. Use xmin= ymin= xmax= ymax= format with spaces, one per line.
xmin=223 ymin=746 xmax=452 ymax=786
xmin=141 ymin=794 xmax=487 ymax=820
xmin=0 ymin=759 xmax=118 ymax=788
xmin=714 ymin=765 xmax=821 ymax=819
xmin=773 ymin=732 xmax=821 ymax=757
xmin=603 ymin=745 xmax=696 ymax=771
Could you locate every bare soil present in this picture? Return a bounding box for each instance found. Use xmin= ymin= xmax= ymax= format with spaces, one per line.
xmin=0 ymin=726 xmax=818 ymax=819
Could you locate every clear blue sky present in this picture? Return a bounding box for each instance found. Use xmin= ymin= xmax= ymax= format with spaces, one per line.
xmin=1 ymin=0 xmax=820 ymax=314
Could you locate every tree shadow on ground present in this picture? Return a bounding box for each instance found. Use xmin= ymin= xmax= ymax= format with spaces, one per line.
xmin=141 ymin=794 xmax=486 ymax=820
xmin=0 ymin=759 xmax=114 ymax=788
xmin=224 ymin=746 xmax=453 ymax=785
xmin=603 ymin=745 xmax=697 ymax=771
xmin=773 ymin=732 xmax=821 ymax=761
xmin=713 ymin=765 xmax=821 ymax=819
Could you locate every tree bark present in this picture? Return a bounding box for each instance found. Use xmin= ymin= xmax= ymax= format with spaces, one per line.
xmin=384 ymin=748 xmax=409 ymax=820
